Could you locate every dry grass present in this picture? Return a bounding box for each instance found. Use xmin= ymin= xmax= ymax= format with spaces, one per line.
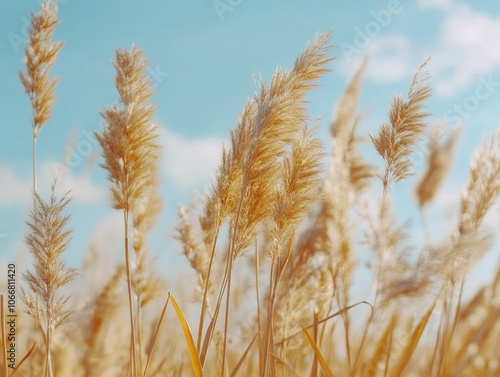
xmin=19 ymin=0 xmax=62 ymax=195
xmin=95 ymin=44 xmax=162 ymax=377
xmin=3 ymin=2 xmax=500 ymax=377
xmin=416 ymin=124 xmax=460 ymax=209
xmin=21 ymin=184 xmax=76 ymax=377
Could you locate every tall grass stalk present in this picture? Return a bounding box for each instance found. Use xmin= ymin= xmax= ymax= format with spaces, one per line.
xmin=20 ymin=0 xmax=62 ymax=195
xmin=21 ymin=186 xmax=76 ymax=377
xmin=10 ymin=3 xmax=500 ymax=374
xmin=95 ymin=45 xmax=161 ymax=377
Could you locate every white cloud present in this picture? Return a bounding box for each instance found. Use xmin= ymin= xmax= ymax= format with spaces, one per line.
xmin=338 ymin=33 xmax=414 ymax=85
xmin=365 ymin=34 xmax=413 ymax=83
xmin=0 ymin=166 xmax=31 ymax=204
xmin=41 ymin=162 xmax=106 ymax=203
xmin=344 ymin=2 xmax=500 ymax=98
xmin=431 ymin=5 xmax=500 ymax=96
xmin=416 ymin=0 xmax=454 ymax=10
xmin=159 ymin=127 xmax=225 ymax=192
xmin=0 ymin=162 xmax=106 ymax=206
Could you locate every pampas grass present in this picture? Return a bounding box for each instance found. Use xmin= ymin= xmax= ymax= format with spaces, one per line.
xmin=21 ymin=184 xmax=76 ymax=377
xmin=20 ymin=0 xmax=62 ymax=194
xmin=416 ymin=124 xmax=460 ymax=209
xmin=371 ymin=57 xmax=432 ymax=195
xmin=95 ymin=45 xmax=162 ymax=377
xmin=6 ymin=3 xmax=500 ymax=376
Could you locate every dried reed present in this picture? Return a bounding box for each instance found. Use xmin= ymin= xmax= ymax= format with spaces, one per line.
xmin=95 ymin=45 xmax=161 ymax=377
xmin=417 ymin=124 xmax=460 ymax=208
xmin=371 ymin=58 xmax=432 ymax=195
xmin=20 ymin=0 xmax=62 ymax=195
xmin=21 ymin=184 xmax=76 ymax=377
xmin=11 ymin=4 xmax=500 ymax=374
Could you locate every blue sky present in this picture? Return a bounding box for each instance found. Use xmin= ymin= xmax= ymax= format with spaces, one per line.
xmin=1 ymin=0 xmax=500 ymax=294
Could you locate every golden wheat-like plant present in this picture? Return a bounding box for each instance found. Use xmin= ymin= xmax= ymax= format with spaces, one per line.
xmin=10 ymin=3 xmax=500 ymax=374
xmin=459 ymin=131 xmax=500 ymax=236
xmin=371 ymin=58 xmax=432 ymax=195
xmin=20 ymin=0 xmax=62 ymax=194
xmin=95 ymin=45 xmax=162 ymax=377
xmin=417 ymin=124 xmax=460 ymax=208
xmin=21 ymin=184 xmax=76 ymax=377
xmin=84 ymin=264 xmax=126 ymax=376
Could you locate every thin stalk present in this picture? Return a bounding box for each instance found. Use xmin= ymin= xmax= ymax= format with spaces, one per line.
xmin=438 ymin=280 xmax=463 ymax=377
xmin=137 ymin=304 xmax=143 ymax=374
xmin=335 ymin=285 xmax=351 ymax=374
xmin=263 ymin=231 xmax=295 ymax=377
xmin=143 ymin=295 xmax=170 ymax=377
xmin=436 ymin=289 xmax=452 ymax=377
xmin=124 ymin=209 xmax=137 ymax=377
xmin=199 ymin=254 xmax=232 ymax=366
xmin=261 ymin=259 xmax=277 ymax=376
xmin=45 ymin=322 xmax=53 ymax=377
xmin=275 ymin=301 xmax=372 ymax=346
xmin=351 ymin=289 xmax=379 ymax=377
xmin=311 ymin=309 xmax=319 ymax=377
xmin=221 ymin=194 xmax=245 ymax=376
xmin=196 ymin=217 xmax=222 ymax=350
xmin=429 ymin=301 xmax=446 ymax=377
xmin=352 ymin=193 xmax=388 ymax=375
xmin=33 ymin=134 xmax=38 ymax=195
xmin=382 ymin=316 xmax=394 ymax=377
xmin=254 ymin=239 xmax=262 ymax=376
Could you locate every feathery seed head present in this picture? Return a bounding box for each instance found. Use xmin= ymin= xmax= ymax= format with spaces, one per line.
xmin=459 ymin=131 xmax=500 ymax=235
xmin=96 ymin=46 xmax=161 ymax=211
xmin=20 ymin=0 xmax=62 ymax=137
xmin=371 ymin=58 xmax=432 ymax=192
xmin=22 ymin=184 xmax=76 ymax=331
xmin=417 ymin=124 xmax=460 ymax=208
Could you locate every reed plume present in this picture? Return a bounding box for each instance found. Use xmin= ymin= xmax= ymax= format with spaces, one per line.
xmin=269 ymin=124 xmax=325 ymax=261
xmin=11 ymin=3 xmax=500 ymax=373
xmin=371 ymin=58 xmax=431 ymax=195
xmin=95 ymin=45 xmax=161 ymax=377
xmin=84 ymin=265 xmax=125 ymax=376
xmin=20 ymin=0 xmax=62 ymax=194
xmin=221 ymin=32 xmax=333 ymax=375
xmin=459 ymin=131 xmax=500 ymax=236
xmin=417 ymin=124 xmax=460 ymax=208
xmin=367 ymin=59 xmax=434 ymax=302
xmin=21 ymin=184 xmax=76 ymax=377
xmin=96 ymin=46 xmax=161 ymax=212
xmin=176 ymin=205 xmax=212 ymax=301
xmin=263 ymin=123 xmax=325 ymax=373
xmin=204 ymin=31 xmax=334 ymax=262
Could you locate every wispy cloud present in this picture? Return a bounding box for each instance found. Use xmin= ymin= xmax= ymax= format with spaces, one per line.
xmin=0 ymin=166 xmax=31 ymax=204
xmin=159 ymin=127 xmax=224 ymax=192
xmin=365 ymin=34 xmax=413 ymax=83
xmin=0 ymin=162 xmax=106 ymax=206
xmin=416 ymin=0 xmax=454 ymax=10
xmin=414 ymin=0 xmax=500 ymax=96
xmin=343 ymin=1 xmax=500 ymax=98
xmin=338 ymin=33 xmax=414 ymax=84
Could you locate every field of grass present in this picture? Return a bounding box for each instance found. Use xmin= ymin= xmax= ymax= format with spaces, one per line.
xmin=2 ymin=1 xmax=500 ymax=376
